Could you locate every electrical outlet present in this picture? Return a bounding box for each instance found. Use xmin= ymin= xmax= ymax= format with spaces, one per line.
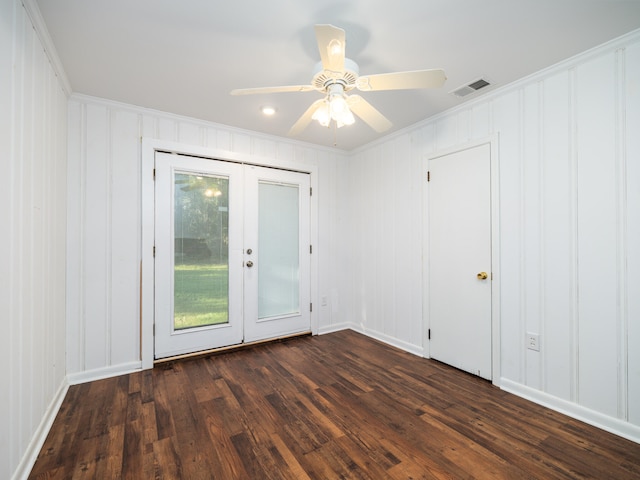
xmin=526 ymin=333 xmax=540 ymax=352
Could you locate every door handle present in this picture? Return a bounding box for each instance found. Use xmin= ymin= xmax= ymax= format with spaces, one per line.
xmin=246 ymin=260 xmax=254 ymax=268
xmin=477 ymin=272 xmax=488 ymax=280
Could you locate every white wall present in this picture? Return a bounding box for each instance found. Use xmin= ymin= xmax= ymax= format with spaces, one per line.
xmin=0 ymin=1 xmax=69 ymax=478
xmin=345 ymin=30 xmax=640 ymax=439
xmin=347 ymin=135 xmax=426 ymax=355
xmin=66 ymin=95 xmax=349 ymax=379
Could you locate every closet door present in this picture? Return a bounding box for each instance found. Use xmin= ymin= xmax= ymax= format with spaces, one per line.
xmin=428 ymin=143 xmax=492 ymax=380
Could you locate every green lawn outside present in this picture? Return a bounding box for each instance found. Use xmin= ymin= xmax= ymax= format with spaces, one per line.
xmin=174 ymin=262 xmax=229 ymax=330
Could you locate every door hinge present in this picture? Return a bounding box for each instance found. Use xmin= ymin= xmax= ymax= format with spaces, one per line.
xmin=310 ymin=187 xmax=312 ymax=196
xmin=153 ymin=324 xmax=155 ymax=335
xmin=428 ymin=328 xmax=431 ymax=340
xmin=310 ymin=302 xmax=313 ymax=312
xmin=427 ymin=171 xmax=431 ymax=182
xmin=153 ymin=168 xmax=156 ymax=180
xmin=310 ymin=245 xmax=312 ymax=254
xmin=153 ymin=246 xmax=156 ymax=257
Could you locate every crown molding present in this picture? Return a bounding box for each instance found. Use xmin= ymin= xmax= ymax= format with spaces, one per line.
xmin=21 ymin=0 xmax=72 ymax=96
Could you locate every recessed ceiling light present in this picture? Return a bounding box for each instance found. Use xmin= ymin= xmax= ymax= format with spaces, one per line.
xmin=261 ymin=106 xmax=277 ymax=116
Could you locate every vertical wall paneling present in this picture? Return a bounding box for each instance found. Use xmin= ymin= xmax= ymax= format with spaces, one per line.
xmin=382 ymin=142 xmax=395 ymax=338
xmin=216 ymin=129 xmax=232 ymax=151
xmin=0 ymin=0 xmax=12 ymax=471
xmin=393 ymin=137 xmax=413 ymax=343
xmin=177 ymin=122 xmax=201 ymax=146
xmin=110 ymin=110 xmax=142 ymax=366
xmin=20 ymin=11 xmax=34 ymax=459
xmin=233 ymin=132 xmax=251 ymax=154
xmin=457 ymin=109 xmax=471 ymax=144
xmin=158 ymin=117 xmax=177 ymax=141
xmin=569 ymin=66 xmax=580 ymax=404
xmin=542 ymin=71 xmax=573 ymax=401
xmin=492 ymin=90 xmax=523 ymax=382
xmin=10 ymin=6 xmax=26 ymax=464
xmin=615 ymin=48 xmax=628 ymax=421
xmin=408 ymin=134 xmax=424 ymax=346
xmin=626 ymin=41 xmax=640 ymax=426
xmin=576 ymin=53 xmax=619 ymax=417
xmin=66 ymin=101 xmax=83 ymax=374
xmin=523 ymin=82 xmax=542 ymax=390
xmin=84 ymin=104 xmax=110 ymax=371
xmin=470 ymin=103 xmax=490 ymax=141
xmin=2 ymin=1 xmax=69 ymax=478
xmin=434 ymin=115 xmax=458 ymax=151
xmin=141 ymin=114 xmax=158 ymax=139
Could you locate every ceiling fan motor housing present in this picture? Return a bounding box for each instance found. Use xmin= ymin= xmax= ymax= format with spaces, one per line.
xmin=312 ymin=58 xmax=359 ymax=92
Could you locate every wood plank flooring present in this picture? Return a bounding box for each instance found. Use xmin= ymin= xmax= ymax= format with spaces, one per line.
xmin=30 ymin=330 xmax=640 ymax=479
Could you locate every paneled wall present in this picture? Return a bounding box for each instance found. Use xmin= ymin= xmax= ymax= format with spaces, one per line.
xmin=0 ymin=0 xmax=69 ymax=478
xmin=345 ymin=31 xmax=640 ymax=438
xmin=66 ymin=96 xmax=348 ymax=378
xmin=347 ymin=135 xmax=426 ymax=354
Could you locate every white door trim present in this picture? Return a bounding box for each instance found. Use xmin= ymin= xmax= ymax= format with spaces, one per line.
xmin=421 ymin=135 xmax=501 ymax=386
xmin=140 ymin=139 xmax=319 ymax=369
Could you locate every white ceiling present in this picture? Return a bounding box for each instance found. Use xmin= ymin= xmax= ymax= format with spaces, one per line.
xmin=37 ymin=0 xmax=640 ymax=151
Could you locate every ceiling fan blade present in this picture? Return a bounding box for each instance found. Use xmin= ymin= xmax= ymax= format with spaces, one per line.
xmin=230 ymin=85 xmax=315 ymax=95
xmin=288 ymin=99 xmax=326 ymax=136
xmin=356 ymin=69 xmax=446 ymax=91
xmin=347 ymin=95 xmax=392 ymax=133
xmin=314 ymin=24 xmax=346 ymax=73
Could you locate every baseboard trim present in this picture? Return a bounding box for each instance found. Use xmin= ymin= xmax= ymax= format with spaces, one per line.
xmin=67 ymin=361 xmax=143 ymax=385
xmin=348 ymin=324 xmax=424 ymax=357
xmin=500 ymin=378 xmax=640 ymax=444
xmin=12 ymin=378 xmax=69 ymax=480
xmin=318 ymin=322 xmax=351 ymax=335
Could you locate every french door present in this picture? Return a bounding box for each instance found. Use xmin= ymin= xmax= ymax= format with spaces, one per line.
xmin=154 ymin=152 xmax=311 ymax=359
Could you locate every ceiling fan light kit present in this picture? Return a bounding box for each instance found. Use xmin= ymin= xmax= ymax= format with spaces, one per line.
xmin=310 ymin=83 xmax=355 ymax=128
xmin=230 ymin=24 xmax=447 ymax=138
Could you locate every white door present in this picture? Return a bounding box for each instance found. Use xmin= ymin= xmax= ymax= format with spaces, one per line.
xmin=154 ymin=152 xmax=311 ymax=359
xmin=428 ymin=143 xmax=492 ymax=380
xmin=243 ymin=165 xmax=311 ymax=343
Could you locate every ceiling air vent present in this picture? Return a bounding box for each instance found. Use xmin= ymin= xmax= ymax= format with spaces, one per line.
xmin=450 ymin=77 xmax=491 ymax=98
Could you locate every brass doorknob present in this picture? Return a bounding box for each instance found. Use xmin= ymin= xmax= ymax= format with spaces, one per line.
xmin=477 ymin=272 xmax=488 ymax=280
xmin=246 ymin=260 xmax=254 ymax=268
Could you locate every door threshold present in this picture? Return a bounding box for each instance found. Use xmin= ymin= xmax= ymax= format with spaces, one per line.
xmin=153 ymin=331 xmax=312 ymax=365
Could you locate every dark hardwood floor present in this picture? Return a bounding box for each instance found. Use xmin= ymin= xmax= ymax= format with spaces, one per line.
xmin=30 ymin=330 xmax=640 ymax=479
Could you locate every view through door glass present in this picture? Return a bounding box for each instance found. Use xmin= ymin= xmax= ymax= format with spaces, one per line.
xmin=154 ymin=152 xmax=243 ymax=359
xmin=174 ymin=172 xmax=229 ymax=330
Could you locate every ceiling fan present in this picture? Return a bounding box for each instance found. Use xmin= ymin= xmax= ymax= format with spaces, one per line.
xmin=230 ymin=24 xmax=447 ymax=136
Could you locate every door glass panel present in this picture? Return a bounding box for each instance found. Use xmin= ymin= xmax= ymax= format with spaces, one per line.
xmin=174 ymin=172 xmax=229 ymax=330
xmin=258 ymin=182 xmax=300 ymax=318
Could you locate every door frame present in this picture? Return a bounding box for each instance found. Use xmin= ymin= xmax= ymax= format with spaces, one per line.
xmin=421 ymin=135 xmax=501 ymax=386
xmin=140 ymin=138 xmax=319 ymax=369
